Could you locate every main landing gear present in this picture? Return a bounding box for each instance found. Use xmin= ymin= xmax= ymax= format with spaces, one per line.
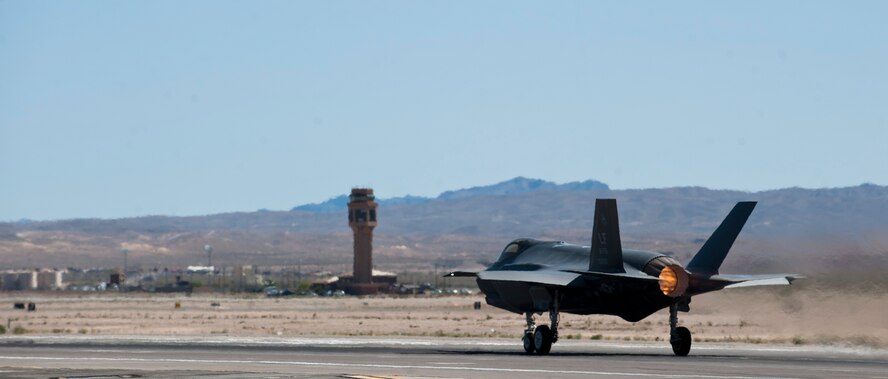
xmin=669 ymin=301 xmax=692 ymax=356
xmin=522 ymin=298 xmax=560 ymax=355
xmin=521 ymin=297 xmax=692 ymax=357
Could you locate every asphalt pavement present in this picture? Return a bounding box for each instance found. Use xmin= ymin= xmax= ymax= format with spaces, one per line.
xmin=0 ymin=336 xmax=885 ymax=378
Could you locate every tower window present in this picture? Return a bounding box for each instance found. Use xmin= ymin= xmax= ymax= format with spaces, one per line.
xmin=369 ymin=209 xmax=376 ymax=222
xmin=349 ymin=210 xmax=354 ymax=222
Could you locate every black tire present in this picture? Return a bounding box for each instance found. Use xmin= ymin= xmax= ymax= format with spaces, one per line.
xmin=671 ymin=326 xmax=692 ymax=356
xmin=533 ymin=325 xmax=553 ymax=355
xmin=522 ymin=332 xmax=535 ymax=354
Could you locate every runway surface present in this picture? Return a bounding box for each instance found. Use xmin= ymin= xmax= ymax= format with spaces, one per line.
xmin=0 ymin=336 xmax=886 ymax=378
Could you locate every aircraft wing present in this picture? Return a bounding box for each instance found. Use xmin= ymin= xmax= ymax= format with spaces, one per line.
xmin=708 ymin=274 xmax=803 ymax=289
xmin=476 ymin=269 xmax=583 ymax=287
xmin=560 ymin=269 xmax=660 ymax=283
xmin=474 ymin=268 xmax=662 ymax=288
xmin=471 ymin=269 xmax=799 ymax=289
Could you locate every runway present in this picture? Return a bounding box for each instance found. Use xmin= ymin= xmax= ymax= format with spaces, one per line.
xmin=0 ymin=336 xmax=886 ymax=378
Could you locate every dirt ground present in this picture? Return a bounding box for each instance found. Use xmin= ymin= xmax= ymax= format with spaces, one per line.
xmin=2 ymin=287 xmax=886 ymax=347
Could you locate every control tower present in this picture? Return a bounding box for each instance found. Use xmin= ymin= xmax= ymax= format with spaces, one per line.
xmin=348 ymin=188 xmax=378 ymax=292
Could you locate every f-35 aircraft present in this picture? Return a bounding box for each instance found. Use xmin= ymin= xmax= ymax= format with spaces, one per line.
xmin=447 ymin=199 xmax=799 ymax=356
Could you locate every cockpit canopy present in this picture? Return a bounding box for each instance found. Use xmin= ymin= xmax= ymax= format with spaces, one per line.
xmin=496 ymin=238 xmax=545 ymax=262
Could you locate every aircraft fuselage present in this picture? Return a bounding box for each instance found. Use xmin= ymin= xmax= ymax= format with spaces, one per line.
xmin=477 ymin=240 xmax=686 ymax=322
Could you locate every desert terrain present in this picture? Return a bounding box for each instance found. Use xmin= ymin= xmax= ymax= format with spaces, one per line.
xmin=2 ymin=181 xmax=887 ymax=350
xmin=2 ymin=283 xmax=885 ymax=349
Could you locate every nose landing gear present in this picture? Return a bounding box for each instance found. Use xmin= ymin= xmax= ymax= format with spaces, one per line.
xmin=522 ymin=296 xmax=560 ymax=355
xmin=522 ymin=312 xmax=536 ymax=354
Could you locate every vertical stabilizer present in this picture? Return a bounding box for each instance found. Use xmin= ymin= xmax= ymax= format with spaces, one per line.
xmin=686 ymin=201 xmax=757 ymax=276
xmin=589 ymin=199 xmax=625 ymax=273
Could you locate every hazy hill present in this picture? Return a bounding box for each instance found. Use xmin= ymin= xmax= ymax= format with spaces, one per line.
xmin=1 ymin=178 xmax=886 ymax=274
xmin=436 ymin=177 xmax=608 ymax=201
xmin=291 ymin=177 xmax=609 ymax=212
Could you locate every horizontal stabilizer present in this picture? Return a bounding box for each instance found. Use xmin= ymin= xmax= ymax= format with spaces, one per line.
xmin=711 ymin=274 xmax=803 ymax=289
xmin=724 ymin=277 xmax=791 ymax=288
xmin=686 ymin=202 xmax=757 ymax=276
xmin=443 ymin=271 xmax=478 ymax=277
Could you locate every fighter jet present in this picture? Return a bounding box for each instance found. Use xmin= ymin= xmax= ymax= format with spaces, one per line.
xmin=446 ymin=199 xmax=799 ymax=356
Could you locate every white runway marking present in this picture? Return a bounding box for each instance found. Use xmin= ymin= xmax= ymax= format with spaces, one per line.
xmin=0 ymin=355 xmax=799 ymax=379
xmin=10 ymin=335 xmax=887 ymax=357
xmin=82 ymin=349 xmax=160 ymax=354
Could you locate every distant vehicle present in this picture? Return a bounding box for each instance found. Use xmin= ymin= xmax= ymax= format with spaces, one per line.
xmin=447 ymin=199 xmax=800 ymax=356
xmin=264 ymin=287 xmax=294 ymax=297
xmin=321 ymin=289 xmax=347 ymax=297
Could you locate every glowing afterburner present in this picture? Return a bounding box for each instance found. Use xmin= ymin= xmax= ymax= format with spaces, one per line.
xmin=658 ymin=265 xmax=689 ymax=297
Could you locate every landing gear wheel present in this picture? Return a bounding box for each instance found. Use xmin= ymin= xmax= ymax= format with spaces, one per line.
xmin=671 ymin=326 xmax=691 ymax=356
xmin=533 ymin=325 xmax=553 ymax=355
xmin=522 ymin=333 xmax=535 ymax=354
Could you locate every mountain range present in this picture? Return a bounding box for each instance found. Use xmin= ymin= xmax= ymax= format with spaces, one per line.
xmin=292 ymin=177 xmax=609 ymax=212
xmin=1 ymin=177 xmax=886 ymax=275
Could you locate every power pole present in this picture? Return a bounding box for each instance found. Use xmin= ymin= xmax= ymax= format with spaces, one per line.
xmin=204 ymin=245 xmax=213 ymax=268
xmin=122 ymin=249 xmax=129 ymax=274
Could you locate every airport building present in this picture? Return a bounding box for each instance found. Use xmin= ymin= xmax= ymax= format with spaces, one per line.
xmin=1 ymin=269 xmax=66 ymax=291
xmin=36 ymin=270 xmax=65 ymax=290
xmin=232 ymin=264 xmax=261 ymax=291
xmin=1 ymin=271 xmax=36 ymax=291
xmin=341 ymin=188 xmax=395 ymax=294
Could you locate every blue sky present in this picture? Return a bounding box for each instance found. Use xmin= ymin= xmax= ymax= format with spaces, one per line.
xmin=1 ymin=1 xmax=886 ymax=220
